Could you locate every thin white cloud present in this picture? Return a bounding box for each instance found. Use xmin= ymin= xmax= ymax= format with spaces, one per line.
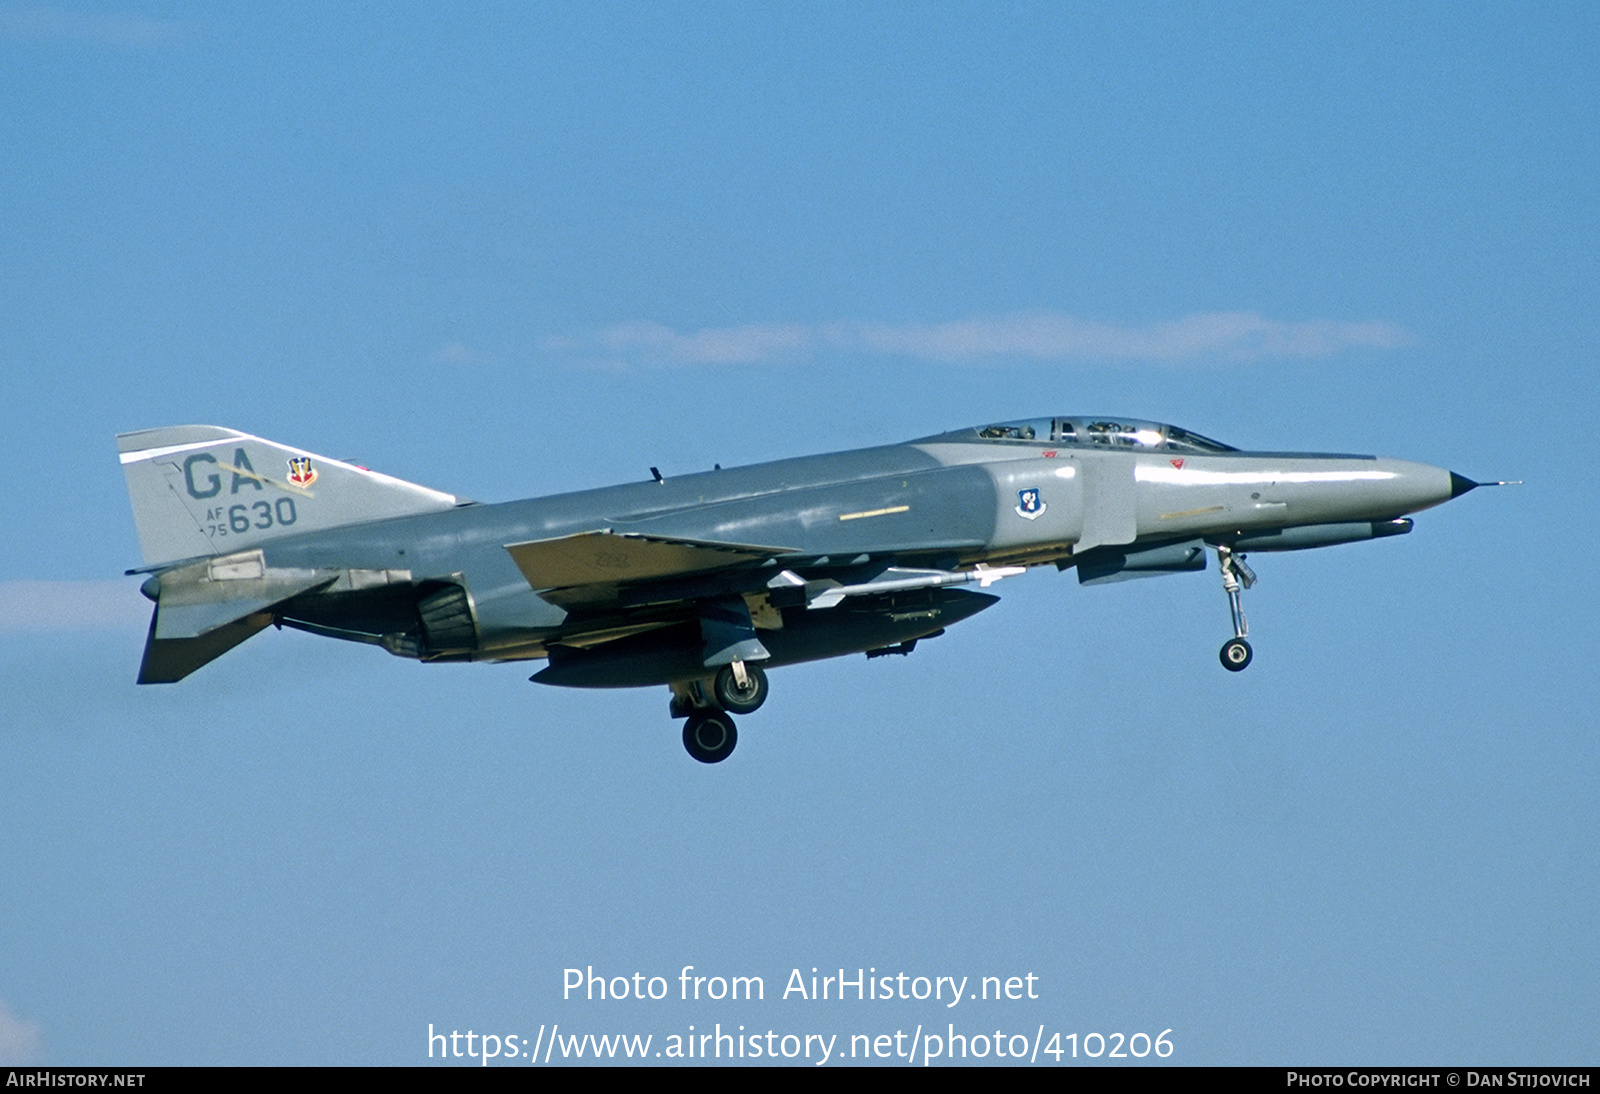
xmin=595 ymin=320 xmax=814 ymax=363
xmin=552 ymin=310 xmax=1413 ymax=367
xmin=846 ymin=311 xmax=1412 ymax=362
xmin=0 ymin=6 xmax=198 ymax=47
xmin=0 ymin=1000 xmax=45 ymax=1066
xmin=0 ymin=580 xmax=149 ymax=633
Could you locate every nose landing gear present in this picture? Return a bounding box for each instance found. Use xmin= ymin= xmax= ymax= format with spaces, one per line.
xmin=1216 ymin=545 xmax=1257 ymax=672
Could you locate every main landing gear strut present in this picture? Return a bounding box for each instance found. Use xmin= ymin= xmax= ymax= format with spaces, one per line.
xmin=1216 ymin=544 xmax=1257 ymax=672
xmin=670 ymin=662 xmax=769 ymax=763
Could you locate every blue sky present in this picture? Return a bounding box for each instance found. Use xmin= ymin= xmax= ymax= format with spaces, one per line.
xmin=1 ymin=2 xmax=1595 ymax=1066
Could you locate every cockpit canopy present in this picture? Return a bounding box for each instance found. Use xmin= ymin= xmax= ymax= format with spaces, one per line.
xmin=931 ymin=417 xmax=1238 ymax=454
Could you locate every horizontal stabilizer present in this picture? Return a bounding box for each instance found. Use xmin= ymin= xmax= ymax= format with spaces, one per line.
xmin=136 ymin=549 xmax=341 ymax=683
xmin=504 ymin=530 xmax=793 ymax=591
xmin=150 ymin=550 xmax=339 ymax=640
xmin=139 ymin=610 xmax=273 ymax=684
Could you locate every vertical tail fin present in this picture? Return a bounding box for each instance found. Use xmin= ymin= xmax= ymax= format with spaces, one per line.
xmin=117 ymin=425 xmax=466 ymax=568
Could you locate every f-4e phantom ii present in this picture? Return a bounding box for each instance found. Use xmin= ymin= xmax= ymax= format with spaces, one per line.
xmin=118 ymin=416 xmax=1504 ymax=763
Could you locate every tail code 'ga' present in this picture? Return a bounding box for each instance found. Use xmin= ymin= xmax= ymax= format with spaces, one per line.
xmin=118 ymin=425 xmax=466 ymax=568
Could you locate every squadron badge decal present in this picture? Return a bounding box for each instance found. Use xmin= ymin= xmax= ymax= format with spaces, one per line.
xmin=1015 ymin=487 xmax=1046 ymax=520
xmin=287 ymin=456 xmax=318 ymax=488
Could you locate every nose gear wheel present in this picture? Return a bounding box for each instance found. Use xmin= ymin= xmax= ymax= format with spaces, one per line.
xmin=1216 ymin=545 xmax=1257 ymax=672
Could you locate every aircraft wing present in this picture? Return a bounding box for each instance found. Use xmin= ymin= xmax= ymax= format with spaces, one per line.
xmin=504 ymin=530 xmax=795 ymax=605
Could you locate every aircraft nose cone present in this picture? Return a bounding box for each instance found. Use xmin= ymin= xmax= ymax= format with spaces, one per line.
xmin=1449 ymin=472 xmax=1479 ymax=498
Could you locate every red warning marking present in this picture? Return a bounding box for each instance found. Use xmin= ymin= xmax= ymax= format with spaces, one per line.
xmin=1170 ymin=458 xmax=1185 ymax=469
xmin=1042 ymin=450 xmax=1057 ymax=458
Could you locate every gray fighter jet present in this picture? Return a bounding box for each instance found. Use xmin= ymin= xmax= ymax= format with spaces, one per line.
xmin=118 ymin=417 xmax=1501 ymax=762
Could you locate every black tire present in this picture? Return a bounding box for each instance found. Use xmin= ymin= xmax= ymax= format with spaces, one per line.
xmin=1220 ymin=637 xmax=1253 ymax=672
xmin=683 ymin=711 xmax=738 ymax=764
xmin=712 ymin=663 xmax=769 ymax=715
